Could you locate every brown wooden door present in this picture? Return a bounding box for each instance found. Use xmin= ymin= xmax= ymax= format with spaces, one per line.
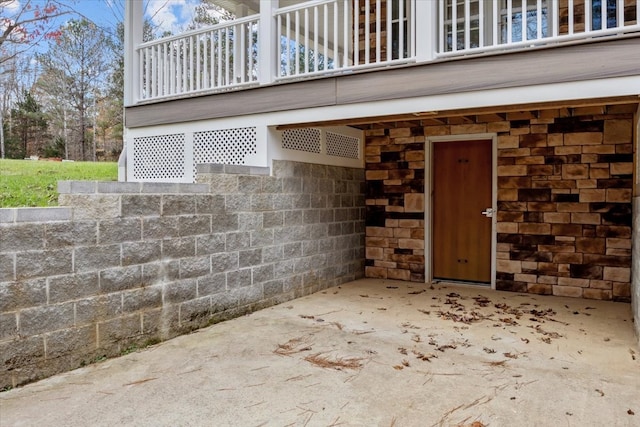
xmin=432 ymin=140 xmax=492 ymax=283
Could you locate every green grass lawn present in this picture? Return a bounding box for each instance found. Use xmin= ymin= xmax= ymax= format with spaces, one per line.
xmin=0 ymin=159 xmax=118 ymax=208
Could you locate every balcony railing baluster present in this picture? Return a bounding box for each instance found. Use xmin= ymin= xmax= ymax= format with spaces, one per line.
xmin=134 ymin=0 xmax=640 ymax=103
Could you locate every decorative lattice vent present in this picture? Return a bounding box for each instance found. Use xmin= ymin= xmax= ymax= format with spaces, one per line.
xmin=133 ymin=134 xmax=186 ymax=180
xmin=326 ymin=132 xmax=359 ymax=159
xmin=282 ymin=128 xmax=322 ymax=153
xmin=194 ymin=127 xmax=257 ymax=172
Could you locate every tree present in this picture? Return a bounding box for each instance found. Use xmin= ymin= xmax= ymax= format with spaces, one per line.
xmin=0 ymin=0 xmax=70 ymax=64
xmin=37 ymin=18 xmax=111 ymax=161
xmin=99 ymin=18 xmax=156 ymax=160
xmin=185 ymin=2 xmax=233 ymax=31
xmin=0 ymin=0 xmax=72 ymax=157
xmin=7 ymin=90 xmax=47 ymax=158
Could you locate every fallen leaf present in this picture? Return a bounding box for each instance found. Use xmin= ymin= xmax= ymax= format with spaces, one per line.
xmin=473 ymin=295 xmax=491 ymax=307
xmin=436 ymin=344 xmax=457 ymax=352
xmin=274 ymin=336 xmax=313 ymax=355
xmin=412 ymin=350 xmax=437 ymax=362
xmin=304 ymin=353 xmax=363 ymax=370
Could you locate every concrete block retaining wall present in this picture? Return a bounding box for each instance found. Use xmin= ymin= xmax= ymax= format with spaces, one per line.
xmin=0 ymin=160 xmax=365 ymax=389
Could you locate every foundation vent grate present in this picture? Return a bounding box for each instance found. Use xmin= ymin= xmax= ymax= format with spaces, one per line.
xmin=194 ymin=127 xmax=258 ymax=170
xmin=133 ymin=133 xmax=186 ymax=180
xmin=326 ymin=132 xmax=360 ymax=159
xmin=282 ymin=128 xmax=322 ymax=153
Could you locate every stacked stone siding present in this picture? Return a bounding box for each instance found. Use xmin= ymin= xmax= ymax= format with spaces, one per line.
xmin=356 ymin=0 xmax=392 ymax=64
xmin=365 ymin=127 xmax=425 ymax=282
xmin=495 ymin=107 xmax=633 ymax=300
xmin=365 ymin=104 xmax=635 ymax=301
xmin=633 ymin=196 xmax=640 ymax=341
xmin=0 ymin=161 xmax=365 ymax=389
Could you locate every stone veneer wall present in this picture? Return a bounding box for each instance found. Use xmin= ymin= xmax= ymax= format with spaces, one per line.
xmin=365 ymin=104 xmax=635 ymax=301
xmin=365 ymin=129 xmax=425 ymax=282
xmin=558 ymin=0 xmax=638 ymax=34
xmin=0 ymin=160 xmax=365 ymax=389
xmin=633 ymin=197 xmax=640 ymax=342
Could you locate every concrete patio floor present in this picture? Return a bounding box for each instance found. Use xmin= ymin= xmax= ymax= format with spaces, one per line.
xmin=1 ymin=278 xmax=638 ymax=426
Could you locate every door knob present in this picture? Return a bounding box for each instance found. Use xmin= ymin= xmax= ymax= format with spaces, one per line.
xmin=481 ymin=208 xmax=494 ymax=217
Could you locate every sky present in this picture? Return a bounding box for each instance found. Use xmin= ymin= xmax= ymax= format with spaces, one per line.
xmin=61 ymin=0 xmax=204 ymax=36
xmin=1 ymin=0 xmax=207 ymax=88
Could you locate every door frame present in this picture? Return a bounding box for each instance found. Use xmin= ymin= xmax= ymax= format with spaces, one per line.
xmin=425 ymin=133 xmax=498 ymax=289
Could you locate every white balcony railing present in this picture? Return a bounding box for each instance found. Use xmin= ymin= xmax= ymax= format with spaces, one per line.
xmin=134 ymin=0 xmax=640 ymax=103
xmin=275 ymin=0 xmax=415 ymax=79
xmin=137 ymin=15 xmax=259 ymax=101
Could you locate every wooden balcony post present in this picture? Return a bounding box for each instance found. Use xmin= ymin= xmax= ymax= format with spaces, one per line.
xmin=259 ymin=0 xmax=278 ymax=85
xmin=414 ymin=0 xmax=437 ymax=61
xmin=124 ymin=0 xmax=143 ymax=106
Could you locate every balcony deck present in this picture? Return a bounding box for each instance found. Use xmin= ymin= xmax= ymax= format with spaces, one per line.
xmin=125 ymin=35 xmax=640 ymax=128
xmin=126 ymin=0 xmax=640 ymax=110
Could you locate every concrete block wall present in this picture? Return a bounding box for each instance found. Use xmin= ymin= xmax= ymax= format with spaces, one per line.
xmin=364 ymin=104 xmax=635 ymax=301
xmin=0 ymin=160 xmax=365 ymax=389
